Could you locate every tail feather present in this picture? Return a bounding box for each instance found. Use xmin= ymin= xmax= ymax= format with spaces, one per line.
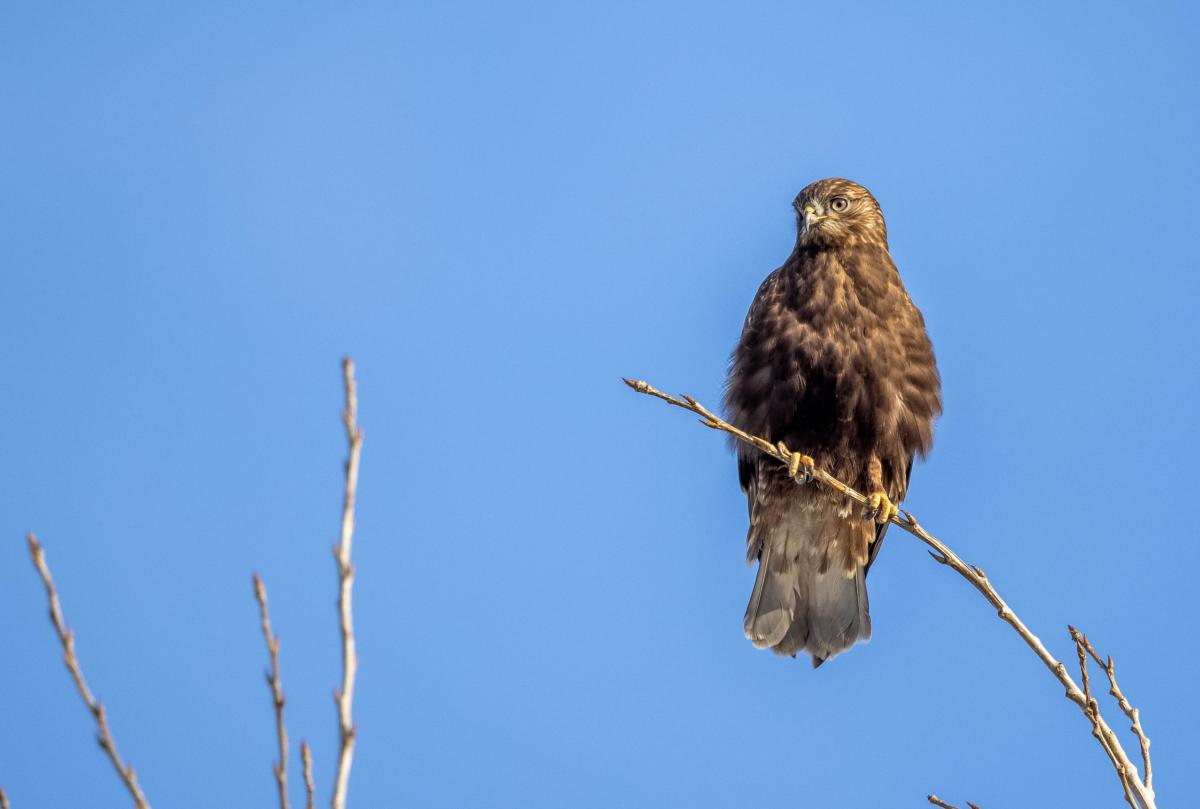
xmin=743 ymin=497 xmax=872 ymax=664
xmin=743 ymin=540 xmax=795 ymax=649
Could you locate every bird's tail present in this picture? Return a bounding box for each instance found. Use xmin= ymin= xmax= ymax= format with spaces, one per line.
xmin=743 ymin=501 xmax=872 ymax=666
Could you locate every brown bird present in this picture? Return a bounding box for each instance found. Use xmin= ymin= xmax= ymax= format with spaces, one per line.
xmin=723 ymin=178 xmax=941 ymax=666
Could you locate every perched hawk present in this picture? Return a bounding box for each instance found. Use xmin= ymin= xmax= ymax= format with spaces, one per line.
xmin=723 ymin=178 xmax=941 ymax=666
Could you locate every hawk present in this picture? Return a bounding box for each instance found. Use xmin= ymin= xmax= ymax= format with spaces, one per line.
xmin=723 ymin=178 xmax=941 ymax=666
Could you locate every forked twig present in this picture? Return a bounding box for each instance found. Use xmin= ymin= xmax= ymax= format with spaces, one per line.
xmin=26 ymin=533 xmax=151 ymax=809
xmin=1074 ymin=629 xmax=1153 ymax=794
xmin=332 ymin=358 xmax=364 ymax=809
xmin=253 ymin=574 xmax=291 ymax=809
xmin=624 ymin=378 xmax=1155 ymax=809
xmin=1070 ymin=626 xmax=1152 ymax=809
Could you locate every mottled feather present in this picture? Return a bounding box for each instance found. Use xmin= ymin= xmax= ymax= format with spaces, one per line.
xmin=724 ymin=178 xmax=941 ymax=665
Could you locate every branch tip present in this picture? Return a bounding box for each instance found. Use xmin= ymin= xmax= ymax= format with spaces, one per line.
xmin=301 ymin=740 xmax=315 ymax=809
xmin=332 ymin=357 xmax=363 ymax=809
xmin=28 ymin=535 xmax=151 ymax=808
xmin=253 ymin=571 xmax=291 ymax=809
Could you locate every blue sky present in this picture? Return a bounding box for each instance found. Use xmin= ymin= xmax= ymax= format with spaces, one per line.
xmin=2 ymin=2 xmax=1197 ymax=807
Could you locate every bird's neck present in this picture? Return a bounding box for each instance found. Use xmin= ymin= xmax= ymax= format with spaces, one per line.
xmin=787 ymin=242 xmax=899 ymax=304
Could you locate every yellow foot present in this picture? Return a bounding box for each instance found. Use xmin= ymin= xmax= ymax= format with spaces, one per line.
xmin=776 ymin=442 xmax=815 ymax=484
xmin=864 ymin=491 xmax=898 ymax=524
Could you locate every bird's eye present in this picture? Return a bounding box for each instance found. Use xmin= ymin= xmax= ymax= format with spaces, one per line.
xmin=829 ymin=196 xmax=850 ymax=213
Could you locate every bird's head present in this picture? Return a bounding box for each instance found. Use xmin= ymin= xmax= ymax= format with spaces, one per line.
xmin=794 ymin=178 xmax=888 ymax=248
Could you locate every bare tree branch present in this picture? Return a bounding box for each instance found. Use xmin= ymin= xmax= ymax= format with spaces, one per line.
xmin=928 ymin=797 xmax=981 ymax=809
xmin=301 ymin=741 xmax=315 ymax=809
xmin=1073 ymin=628 xmax=1153 ymax=796
xmin=332 ymin=357 xmax=363 ymax=809
xmin=26 ymin=533 xmax=151 ymax=809
xmin=1072 ymin=627 xmax=1131 ymax=807
xmin=624 ymin=378 xmax=1156 ymax=809
xmin=1071 ymin=626 xmax=1154 ymax=809
xmin=926 ymin=797 xmax=959 ymax=809
xmin=253 ymin=574 xmax=291 ymax=809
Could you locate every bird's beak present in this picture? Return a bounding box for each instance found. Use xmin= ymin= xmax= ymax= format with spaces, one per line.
xmin=802 ymin=203 xmax=825 ymax=225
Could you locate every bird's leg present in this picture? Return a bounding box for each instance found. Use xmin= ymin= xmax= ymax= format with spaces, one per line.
xmin=776 ymin=441 xmax=815 ymax=484
xmin=863 ymin=454 xmax=897 ymax=524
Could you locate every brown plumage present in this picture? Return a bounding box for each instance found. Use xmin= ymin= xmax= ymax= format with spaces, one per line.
xmin=723 ymin=178 xmax=941 ymax=666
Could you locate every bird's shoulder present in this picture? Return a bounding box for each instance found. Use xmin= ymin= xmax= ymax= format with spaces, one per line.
xmin=741 ymin=266 xmax=785 ymax=329
xmin=741 ymin=251 xmax=845 ymax=335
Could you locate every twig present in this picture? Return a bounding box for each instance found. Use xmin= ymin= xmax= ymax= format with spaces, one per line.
xmin=301 ymin=741 xmax=315 ymax=809
xmin=1072 ymin=628 xmax=1131 ymax=807
xmin=624 ymin=378 xmax=1156 ymax=809
xmin=26 ymin=533 xmax=151 ymax=809
xmin=332 ymin=358 xmax=363 ymax=809
xmin=253 ymin=574 xmax=291 ymax=809
xmin=928 ymin=798 xmax=980 ymax=809
xmin=1073 ymin=628 xmax=1153 ymax=796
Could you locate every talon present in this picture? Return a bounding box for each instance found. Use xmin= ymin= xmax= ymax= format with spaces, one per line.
xmin=786 ymin=450 xmax=815 ymax=483
xmin=864 ymin=490 xmax=898 ymax=524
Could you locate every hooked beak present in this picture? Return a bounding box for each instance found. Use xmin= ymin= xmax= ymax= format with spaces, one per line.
xmin=802 ymin=203 xmax=826 ymax=227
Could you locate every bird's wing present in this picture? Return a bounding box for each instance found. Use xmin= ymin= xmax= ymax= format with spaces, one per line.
xmin=740 ymin=453 xmax=771 ymax=563
xmin=865 ymin=455 xmax=913 ymax=572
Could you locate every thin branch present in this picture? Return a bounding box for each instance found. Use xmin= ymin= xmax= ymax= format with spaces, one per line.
xmin=1073 ymin=628 xmax=1153 ymax=796
xmin=624 ymin=378 xmax=1157 ymax=809
xmin=26 ymin=533 xmax=151 ymax=809
xmin=253 ymin=574 xmax=291 ymax=809
xmin=332 ymin=358 xmax=363 ymax=809
xmin=928 ymin=798 xmax=981 ymax=809
xmin=1072 ymin=628 xmax=1135 ymax=808
xmin=926 ymin=797 xmax=960 ymax=809
xmin=301 ymin=741 xmax=315 ymax=809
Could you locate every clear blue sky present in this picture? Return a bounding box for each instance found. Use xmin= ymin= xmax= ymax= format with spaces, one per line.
xmin=3 ymin=2 xmax=1197 ymax=807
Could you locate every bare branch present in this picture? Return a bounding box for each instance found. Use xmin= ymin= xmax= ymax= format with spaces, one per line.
xmin=927 ymin=797 xmax=960 ymax=809
xmin=301 ymin=741 xmax=315 ymax=809
xmin=1072 ymin=627 xmax=1135 ymax=808
xmin=928 ymin=798 xmax=980 ymax=809
xmin=26 ymin=533 xmax=151 ymax=809
xmin=624 ymin=378 xmax=1157 ymax=809
xmin=332 ymin=358 xmax=363 ymax=809
xmin=253 ymin=574 xmax=291 ymax=809
xmin=1075 ymin=629 xmax=1153 ymax=795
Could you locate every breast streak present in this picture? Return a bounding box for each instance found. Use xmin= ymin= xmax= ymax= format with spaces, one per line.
xmin=774 ymin=271 xmax=909 ymax=494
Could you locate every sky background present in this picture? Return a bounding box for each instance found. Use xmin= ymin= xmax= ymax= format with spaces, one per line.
xmin=2 ymin=2 xmax=1197 ymax=807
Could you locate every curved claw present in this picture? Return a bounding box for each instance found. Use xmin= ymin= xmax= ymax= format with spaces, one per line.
xmin=864 ymin=491 xmax=898 ymax=524
xmin=785 ymin=450 xmax=816 ymax=484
